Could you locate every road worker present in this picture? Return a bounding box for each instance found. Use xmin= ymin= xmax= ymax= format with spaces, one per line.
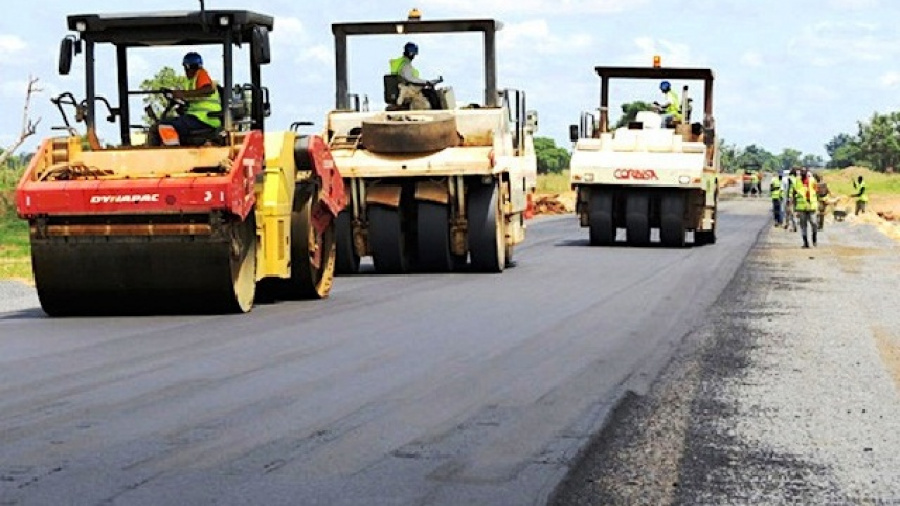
xmin=149 ymin=52 xmax=221 ymax=146
xmin=815 ymin=173 xmax=832 ymax=230
xmin=653 ymin=81 xmax=682 ymax=128
xmin=792 ymin=169 xmax=819 ymax=248
xmin=770 ymin=173 xmax=783 ymax=226
xmin=783 ymin=168 xmax=798 ymax=232
xmin=389 ymin=42 xmax=443 ymax=110
xmin=852 ymin=175 xmax=868 ymax=215
xmin=750 ymin=171 xmax=760 ymax=197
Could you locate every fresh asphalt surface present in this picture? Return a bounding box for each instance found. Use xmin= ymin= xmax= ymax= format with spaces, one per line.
xmin=0 ymin=199 xmax=769 ymax=506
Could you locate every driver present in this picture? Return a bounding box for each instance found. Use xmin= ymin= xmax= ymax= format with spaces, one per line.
xmin=149 ymin=52 xmax=222 ymax=146
xmin=653 ymin=80 xmax=683 ymax=128
xmin=389 ymin=42 xmax=442 ymax=110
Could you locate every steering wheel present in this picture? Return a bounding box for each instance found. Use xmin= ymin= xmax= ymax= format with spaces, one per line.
xmin=157 ymin=88 xmax=187 ymax=118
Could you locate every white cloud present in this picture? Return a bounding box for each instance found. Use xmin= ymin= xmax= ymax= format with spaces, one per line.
xmin=0 ymin=34 xmax=26 ymax=64
xmin=418 ymin=0 xmax=647 ymax=15
xmin=627 ymin=37 xmax=696 ymax=67
xmin=0 ymin=78 xmax=32 ymax=100
xmin=270 ymin=16 xmax=333 ymax=66
xmin=880 ymin=71 xmax=900 ymax=87
xmin=498 ymin=20 xmax=592 ymax=55
xmin=788 ymin=20 xmax=898 ymax=67
xmin=740 ymin=51 xmax=764 ymax=68
xmin=828 ymin=0 xmax=879 ymax=9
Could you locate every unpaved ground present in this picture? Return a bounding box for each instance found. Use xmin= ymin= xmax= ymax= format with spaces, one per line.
xmin=551 ymin=209 xmax=900 ymax=505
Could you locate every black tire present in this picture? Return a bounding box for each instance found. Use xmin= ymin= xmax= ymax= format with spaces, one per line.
xmin=369 ymin=205 xmax=410 ymax=273
xmin=625 ymin=192 xmax=651 ymax=246
xmin=696 ymin=230 xmax=716 ymax=245
xmin=334 ymin=210 xmax=360 ymax=275
xmin=361 ymin=113 xmax=458 ymax=154
xmin=659 ymin=192 xmax=686 ymax=248
xmin=468 ymin=182 xmax=505 ymax=272
xmin=278 ymin=192 xmax=336 ymax=300
xmin=588 ymin=188 xmax=615 ymax=246
xmin=417 ymin=202 xmax=454 ymax=272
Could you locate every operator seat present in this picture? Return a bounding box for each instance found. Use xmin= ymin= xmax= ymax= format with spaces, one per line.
xmin=384 ymin=74 xmax=403 ymax=111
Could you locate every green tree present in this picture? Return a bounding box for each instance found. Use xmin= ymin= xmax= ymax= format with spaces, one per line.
xmin=139 ymin=67 xmax=189 ymax=125
xmin=534 ymin=137 xmax=570 ymax=174
xmin=801 ymin=154 xmax=824 ymax=168
xmin=735 ymin=144 xmax=776 ymax=172
xmin=856 ymin=111 xmax=900 ymax=172
xmin=825 ymin=133 xmax=859 ymax=168
xmin=717 ymin=139 xmax=740 ymax=173
xmin=776 ymin=148 xmax=803 ymax=172
xmin=613 ymin=101 xmax=654 ymax=129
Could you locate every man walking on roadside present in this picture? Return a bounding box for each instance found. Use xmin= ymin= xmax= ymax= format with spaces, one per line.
xmin=770 ymin=173 xmax=783 ymax=226
xmin=853 ymin=175 xmax=868 ymax=215
xmin=793 ymin=170 xmax=819 ymax=248
xmin=783 ymin=168 xmax=798 ymax=232
xmin=815 ymin=173 xmax=832 ymax=230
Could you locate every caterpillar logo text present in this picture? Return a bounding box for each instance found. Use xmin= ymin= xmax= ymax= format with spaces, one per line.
xmin=90 ymin=194 xmax=161 ymax=204
xmin=613 ymin=169 xmax=659 ymax=181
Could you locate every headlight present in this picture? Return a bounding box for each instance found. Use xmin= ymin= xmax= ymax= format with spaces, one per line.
xmin=678 ymin=176 xmax=691 ymax=184
xmin=584 ymin=173 xmax=595 ymax=182
xmin=75 ymin=20 xmax=87 ymax=32
xmin=218 ymin=15 xmax=231 ymax=26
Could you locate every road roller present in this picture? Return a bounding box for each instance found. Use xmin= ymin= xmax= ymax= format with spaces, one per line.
xmin=327 ymin=10 xmax=539 ymax=275
xmin=15 ymin=9 xmax=346 ymax=316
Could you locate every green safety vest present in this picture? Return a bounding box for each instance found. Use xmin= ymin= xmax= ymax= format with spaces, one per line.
xmin=770 ymin=179 xmax=782 ymax=200
xmin=792 ymin=177 xmax=818 ymax=212
xmin=750 ymin=173 xmax=759 ymax=184
xmin=389 ymin=56 xmax=419 ymax=79
xmin=856 ymin=181 xmax=869 ymax=202
xmin=186 ymin=74 xmax=222 ymax=129
xmin=665 ymin=90 xmax=682 ymax=121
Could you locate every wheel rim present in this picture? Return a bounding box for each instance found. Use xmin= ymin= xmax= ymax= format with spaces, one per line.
xmin=229 ymin=215 xmax=258 ymax=312
xmin=468 ymin=182 xmax=505 ymax=272
xmin=290 ymin=196 xmax=336 ymax=299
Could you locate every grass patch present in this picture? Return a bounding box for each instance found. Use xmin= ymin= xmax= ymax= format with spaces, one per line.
xmin=0 ymin=167 xmax=32 ymax=281
xmin=823 ymin=167 xmax=900 ymax=196
xmin=537 ymin=170 xmax=571 ymax=194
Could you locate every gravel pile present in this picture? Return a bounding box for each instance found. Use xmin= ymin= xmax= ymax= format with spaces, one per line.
xmin=0 ymin=280 xmax=38 ymax=315
xmin=551 ymin=217 xmax=900 ymax=505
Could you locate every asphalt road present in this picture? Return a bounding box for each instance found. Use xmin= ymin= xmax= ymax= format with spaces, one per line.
xmin=0 ymin=199 xmax=769 ymax=506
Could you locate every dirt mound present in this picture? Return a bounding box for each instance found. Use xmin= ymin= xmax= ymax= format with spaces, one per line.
xmin=533 ymin=192 xmax=575 ymax=215
xmin=719 ymin=175 xmax=740 ymax=188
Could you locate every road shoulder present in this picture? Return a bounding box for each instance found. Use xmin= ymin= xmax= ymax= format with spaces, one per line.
xmin=550 ymin=217 xmax=900 ymax=505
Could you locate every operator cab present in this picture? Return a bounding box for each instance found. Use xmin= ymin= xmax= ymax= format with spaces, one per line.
xmin=56 ymin=9 xmax=273 ymax=149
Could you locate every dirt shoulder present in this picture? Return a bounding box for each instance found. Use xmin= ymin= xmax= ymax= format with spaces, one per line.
xmin=550 ymin=210 xmax=900 ymax=505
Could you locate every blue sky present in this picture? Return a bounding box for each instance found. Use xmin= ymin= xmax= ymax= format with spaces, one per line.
xmin=0 ymin=0 xmax=897 ymax=158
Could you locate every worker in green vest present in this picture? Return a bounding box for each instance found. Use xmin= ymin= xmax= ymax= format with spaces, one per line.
xmin=792 ymin=170 xmax=819 ymax=248
xmin=653 ymin=81 xmax=682 ymax=128
xmin=149 ymin=52 xmax=222 ymax=146
xmin=389 ymin=42 xmax=443 ymax=110
xmin=853 ymin=175 xmax=869 ymax=215
xmin=770 ymin=173 xmax=783 ymax=225
xmin=750 ymin=171 xmax=760 ymax=197
xmin=815 ymin=173 xmax=832 ymax=230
